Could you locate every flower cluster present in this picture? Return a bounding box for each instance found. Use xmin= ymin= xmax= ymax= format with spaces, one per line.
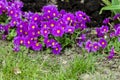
xmin=77 ymin=13 xmax=120 ymax=59
xmin=0 ymin=0 xmax=90 ymax=54
xmin=0 ymin=0 xmax=118 ymax=59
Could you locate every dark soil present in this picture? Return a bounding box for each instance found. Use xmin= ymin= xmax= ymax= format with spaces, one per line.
xmin=21 ymin=0 xmax=111 ymax=27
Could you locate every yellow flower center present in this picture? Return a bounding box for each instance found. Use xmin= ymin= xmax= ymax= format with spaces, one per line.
xmin=20 ymin=40 xmax=23 ymax=44
xmin=52 ymin=42 xmax=55 ymax=46
xmin=37 ymin=31 xmax=40 ymax=34
xmin=20 ymin=30 xmax=22 ymax=32
xmin=13 ymin=21 xmax=16 ymax=24
xmin=32 ymin=32 xmax=35 ymax=35
xmin=28 ymin=41 xmax=30 ymax=44
xmin=51 ymin=23 xmax=54 ymax=27
xmin=47 ymin=16 xmax=50 ymax=18
xmin=36 ymin=43 xmax=39 ymax=46
xmin=104 ymin=28 xmax=106 ymax=32
xmin=10 ymin=10 xmax=13 ymax=14
xmin=89 ymin=44 xmax=92 ymax=47
xmin=34 ymin=17 xmax=37 ymax=21
xmin=67 ymin=17 xmax=71 ymax=21
xmin=68 ymin=29 xmax=72 ymax=32
xmin=102 ymin=42 xmax=105 ymax=45
xmin=44 ymin=30 xmax=47 ymax=33
xmin=94 ymin=46 xmax=98 ymax=49
xmin=44 ymin=24 xmax=47 ymax=28
xmin=31 ymin=38 xmax=33 ymax=40
xmin=32 ymin=25 xmax=35 ymax=29
xmin=56 ymin=48 xmax=58 ymax=51
xmin=15 ymin=14 xmax=18 ymax=17
xmin=20 ymin=25 xmax=23 ymax=28
xmin=25 ymin=32 xmax=28 ymax=35
xmin=57 ymin=30 xmax=60 ymax=34
xmin=79 ymin=14 xmax=82 ymax=17
xmin=48 ymin=10 xmax=51 ymax=13
xmin=53 ymin=13 xmax=56 ymax=16
xmin=47 ymin=40 xmax=50 ymax=43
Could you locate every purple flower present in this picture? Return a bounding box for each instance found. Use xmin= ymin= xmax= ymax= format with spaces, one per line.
xmin=16 ymin=28 xmax=24 ymax=36
xmin=57 ymin=19 xmax=65 ymax=25
xmin=77 ymin=41 xmax=83 ymax=47
xmin=28 ymin=29 xmax=37 ymax=37
xmin=78 ymin=34 xmax=86 ymax=41
xmin=110 ymin=32 xmax=115 ymax=38
xmin=31 ymin=13 xmax=40 ymax=23
xmin=44 ymin=38 xmax=51 ymax=48
xmin=13 ymin=36 xmax=24 ymax=45
xmin=65 ymin=26 xmax=75 ymax=34
xmin=75 ymin=11 xmax=90 ymax=22
xmin=24 ymin=37 xmax=33 ymax=48
xmin=100 ymin=25 xmax=109 ymax=33
xmin=2 ymin=34 xmax=7 ymax=40
xmin=96 ymin=28 xmax=104 ymax=37
xmin=103 ymin=18 xmax=110 ymax=24
xmin=36 ymin=28 xmax=41 ymax=37
xmin=28 ymin=22 xmax=38 ymax=30
xmin=42 ymin=5 xmax=58 ymax=19
xmin=48 ymin=20 xmax=57 ymax=29
xmin=52 ymin=26 xmax=64 ymax=37
xmin=42 ymin=13 xmax=52 ymax=20
xmin=92 ymin=42 xmax=100 ymax=52
xmin=32 ymin=42 xmax=42 ymax=51
xmin=10 ymin=18 xmax=18 ymax=27
xmin=108 ymin=47 xmax=115 ymax=59
xmin=115 ymin=27 xmax=120 ymax=36
xmin=63 ymin=13 xmax=75 ymax=24
xmin=99 ymin=38 xmax=107 ymax=49
xmin=8 ymin=8 xmax=17 ymax=17
xmin=50 ymin=39 xmax=58 ymax=48
xmin=114 ymin=24 xmax=120 ymax=30
xmin=13 ymin=45 xmax=20 ymax=52
xmin=14 ymin=0 xmax=23 ymax=9
xmin=0 ymin=1 xmax=7 ymax=14
xmin=42 ymin=5 xmax=57 ymax=14
xmin=59 ymin=9 xmax=66 ymax=17
xmin=79 ymin=23 xmax=87 ymax=30
xmin=17 ymin=21 xmax=28 ymax=29
xmin=85 ymin=40 xmax=92 ymax=52
xmin=52 ymin=44 xmax=62 ymax=54
xmin=113 ymin=13 xmax=120 ymax=20
xmin=118 ymin=37 xmax=120 ymax=42
xmin=41 ymin=28 xmax=50 ymax=37
xmin=41 ymin=21 xmax=49 ymax=28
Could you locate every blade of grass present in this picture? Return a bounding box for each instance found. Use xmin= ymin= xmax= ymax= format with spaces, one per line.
xmin=100 ymin=5 xmax=120 ymax=14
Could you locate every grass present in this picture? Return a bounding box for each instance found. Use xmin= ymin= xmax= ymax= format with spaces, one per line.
xmin=0 ymin=41 xmax=96 ymax=80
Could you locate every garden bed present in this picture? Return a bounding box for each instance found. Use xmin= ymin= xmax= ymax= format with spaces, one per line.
xmin=0 ymin=0 xmax=120 ymax=80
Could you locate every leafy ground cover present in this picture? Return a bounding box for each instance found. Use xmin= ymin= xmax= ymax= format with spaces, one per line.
xmin=0 ymin=40 xmax=120 ymax=80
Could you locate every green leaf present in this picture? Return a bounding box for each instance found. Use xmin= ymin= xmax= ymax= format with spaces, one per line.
xmin=112 ymin=0 xmax=120 ymax=5
xmin=100 ymin=5 xmax=120 ymax=14
xmin=102 ymin=0 xmax=111 ymax=6
xmin=7 ymin=29 xmax=16 ymax=40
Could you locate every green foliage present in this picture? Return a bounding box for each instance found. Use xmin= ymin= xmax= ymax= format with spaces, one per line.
xmin=7 ymin=29 xmax=17 ymax=40
xmin=106 ymin=37 xmax=120 ymax=54
xmin=55 ymin=29 xmax=80 ymax=49
xmin=0 ymin=42 xmax=96 ymax=80
xmin=100 ymin=0 xmax=120 ymax=14
xmin=0 ymin=14 xmax=8 ymax=24
xmin=60 ymin=54 xmax=96 ymax=80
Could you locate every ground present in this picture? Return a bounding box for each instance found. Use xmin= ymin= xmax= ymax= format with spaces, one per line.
xmin=0 ymin=40 xmax=119 ymax=80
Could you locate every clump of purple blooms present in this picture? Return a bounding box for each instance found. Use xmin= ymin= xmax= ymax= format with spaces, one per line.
xmin=0 ymin=0 xmax=90 ymax=54
xmin=0 ymin=0 xmax=118 ymax=58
